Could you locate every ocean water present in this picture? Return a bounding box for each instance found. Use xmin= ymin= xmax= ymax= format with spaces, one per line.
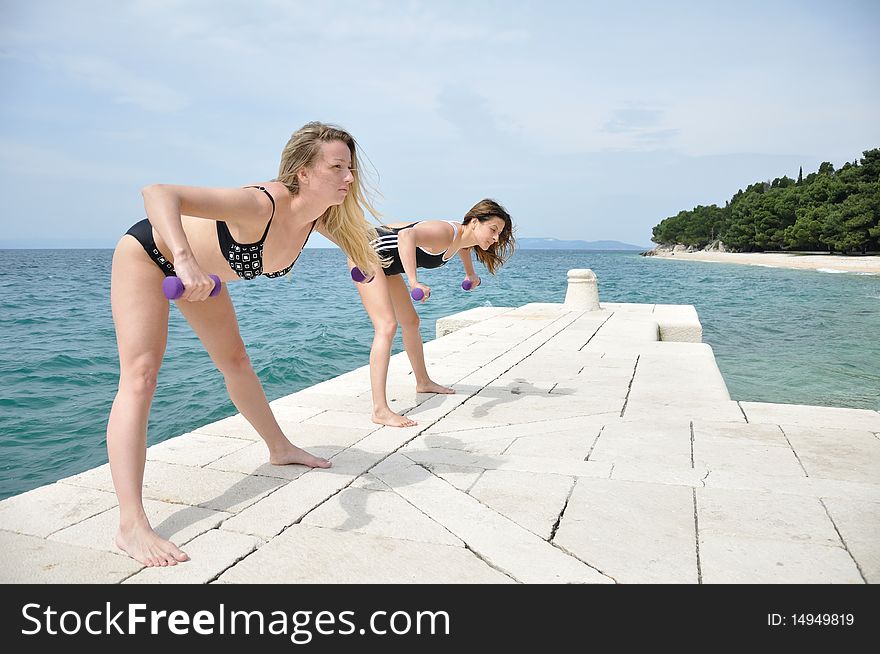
xmin=1 ymin=248 xmax=878 ymax=500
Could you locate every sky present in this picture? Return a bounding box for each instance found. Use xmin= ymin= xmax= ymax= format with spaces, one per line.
xmin=1 ymin=0 xmax=878 ymax=248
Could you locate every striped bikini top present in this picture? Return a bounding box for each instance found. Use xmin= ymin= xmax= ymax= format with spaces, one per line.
xmin=216 ymin=186 xmax=315 ymax=280
xmin=373 ymin=221 xmax=460 ymax=270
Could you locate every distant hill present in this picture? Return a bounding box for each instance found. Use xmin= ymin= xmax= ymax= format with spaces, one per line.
xmin=517 ymin=238 xmax=648 ymax=250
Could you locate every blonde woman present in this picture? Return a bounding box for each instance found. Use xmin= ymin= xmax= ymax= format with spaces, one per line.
xmin=108 ymin=122 xmax=384 ymax=567
xmin=350 ymin=199 xmax=515 ymax=427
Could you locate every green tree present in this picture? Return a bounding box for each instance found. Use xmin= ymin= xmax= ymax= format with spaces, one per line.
xmin=652 ymin=149 xmax=879 ymax=252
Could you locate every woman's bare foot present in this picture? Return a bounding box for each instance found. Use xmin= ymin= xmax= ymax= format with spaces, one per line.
xmin=416 ymin=380 xmax=456 ymax=394
xmin=116 ymin=521 xmax=189 ymax=567
xmin=270 ymin=442 xmax=332 ymax=468
xmin=372 ymin=407 xmax=418 ymax=427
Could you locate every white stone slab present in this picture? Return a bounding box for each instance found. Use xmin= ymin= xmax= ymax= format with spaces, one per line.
xmin=652 ymin=304 xmax=703 ymax=342
xmin=821 ymin=497 xmax=880 ymax=583
xmin=221 ymin=467 xmax=357 ymax=539
xmin=301 ymin=409 xmax=382 ymax=430
xmin=217 ymin=524 xmax=513 ymax=583
xmin=0 ymin=483 xmax=118 ymax=538
xmin=373 ymin=462 xmax=612 ymax=583
xmin=693 ymin=438 xmax=805 ymax=477
xmin=571 ymin=367 xmax=638 ymax=384
xmin=147 ymin=432 xmax=252 ymax=467
xmin=61 ymin=461 xmax=284 ymax=513
xmin=699 ymin=535 xmax=863 ymax=583
xmin=703 ymin=469 xmax=880 ymax=503
xmin=610 ymin=462 xmax=708 ymax=488
xmin=193 ymin=414 xmax=259 ymax=439
xmin=50 ymin=498 xmax=229 ymax=554
xmin=504 ymin=428 xmax=599 ymax=461
xmin=510 ymin=397 xmax=625 ymax=421
xmin=500 ymin=359 xmax=584 ymax=380
xmin=271 ymin=403 xmax=328 ymax=424
xmin=692 ymin=420 xmax=788 ymax=445
xmin=352 ymin=424 xmax=424 ymax=455
xmin=629 ymin=351 xmax=730 ymax=401
xmin=0 ymin=529 xmax=141 ymax=583
xmin=407 ymin=434 xmax=517 ymax=456
xmin=349 ymin=473 xmax=390 ymax=491
xmin=420 ymin=463 xmax=484 ymax=492
xmin=601 ymin=302 xmax=656 ymax=313
xmin=782 ymin=425 xmax=880 ymax=484
xmin=436 ymin=306 xmax=515 ymax=337
xmin=284 ymin=423 xmax=374 ymax=449
xmin=302 ymin=486 xmax=462 ymax=546
xmin=553 ymin=477 xmax=698 ymax=583
xmin=403 ymin=393 xmax=472 ymax=426
xmin=271 ymin=392 xmax=373 ymax=412
xmin=469 ymin=470 xmax=574 ymax=539
xmin=484 ymin=378 xmax=559 ymax=394
xmin=356 ymin=385 xmax=423 ymax=413
xmin=205 ymin=441 xmax=339 ymax=480
xmin=422 ymin=414 xmax=615 ymax=441
xmin=696 ymin=487 xmax=840 ymax=546
xmin=588 ymin=420 xmax=693 ymax=467
xmin=623 ymin=400 xmax=746 ymax=423
xmin=420 ymin=415 xmax=513 ymax=433
xmin=124 ymin=529 xmax=263 ymax=584
xmin=740 ymin=402 xmax=880 ymax=431
xmin=404 ymin=447 xmax=612 ymax=479
xmin=57 ymin=462 xmax=114 ymax=490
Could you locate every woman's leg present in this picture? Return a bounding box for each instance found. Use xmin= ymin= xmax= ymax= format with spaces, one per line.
xmin=386 ymin=275 xmax=455 ymax=394
xmin=174 ymin=287 xmax=331 ymax=467
xmin=352 ymin=266 xmax=417 ymax=427
xmin=107 ymin=236 xmax=189 ymax=566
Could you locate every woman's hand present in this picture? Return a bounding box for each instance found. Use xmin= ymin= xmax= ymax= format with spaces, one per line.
xmin=465 ymin=274 xmax=481 ymax=289
xmin=172 ymin=255 xmax=217 ymax=301
xmin=410 ymin=281 xmax=431 ymax=302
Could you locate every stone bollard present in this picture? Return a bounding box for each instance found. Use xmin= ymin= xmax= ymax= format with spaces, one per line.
xmin=563 ymin=269 xmax=600 ymax=310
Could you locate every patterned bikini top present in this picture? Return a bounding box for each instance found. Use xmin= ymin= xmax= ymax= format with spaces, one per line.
xmin=216 ymin=185 xmax=315 ymax=279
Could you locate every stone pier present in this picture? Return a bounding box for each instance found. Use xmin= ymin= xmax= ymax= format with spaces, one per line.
xmin=1 ymin=270 xmax=877 ymax=584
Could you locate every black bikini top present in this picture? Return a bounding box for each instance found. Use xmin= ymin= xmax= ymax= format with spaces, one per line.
xmin=216 ymin=185 xmax=315 ymax=279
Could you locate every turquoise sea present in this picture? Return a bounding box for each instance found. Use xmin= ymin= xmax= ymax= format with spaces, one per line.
xmin=1 ymin=248 xmax=878 ymax=500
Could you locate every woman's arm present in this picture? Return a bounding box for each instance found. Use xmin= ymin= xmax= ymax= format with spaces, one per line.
xmin=395 ymin=227 xmax=421 ymax=291
xmin=458 ymin=247 xmax=481 ymax=288
xmin=141 ymin=184 xmax=274 ymax=300
xmin=396 ymin=221 xmax=456 ymax=299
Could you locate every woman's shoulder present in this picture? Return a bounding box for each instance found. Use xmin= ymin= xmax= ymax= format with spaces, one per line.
xmin=388 ymin=219 xmax=452 ymax=229
xmin=244 ymin=181 xmax=289 ymax=197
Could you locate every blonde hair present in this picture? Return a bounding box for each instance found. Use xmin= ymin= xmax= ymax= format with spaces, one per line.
xmin=462 ymin=199 xmax=515 ymax=274
xmin=276 ymin=121 xmax=388 ymax=273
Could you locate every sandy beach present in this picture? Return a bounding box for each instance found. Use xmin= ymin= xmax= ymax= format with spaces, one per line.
xmin=648 ymin=250 xmax=880 ymax=275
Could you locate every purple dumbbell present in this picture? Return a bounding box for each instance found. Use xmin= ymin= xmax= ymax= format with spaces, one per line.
xmin=350 ymin=267 xmax=373 ymax=283
xmin=461 ymin=279 xmax=473 ymax=291
xmin=162 ymin=275 xmax=222 ymax=300
xmin=410 ymin=287 xmax=425 ymax=301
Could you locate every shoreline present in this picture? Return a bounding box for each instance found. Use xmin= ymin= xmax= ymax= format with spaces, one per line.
xmin=646 ymin=250 xmax=880 ymax=274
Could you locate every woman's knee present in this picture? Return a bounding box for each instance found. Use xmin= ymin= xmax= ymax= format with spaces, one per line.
xmin=118 ymin=360 xmax=162 ymax=395
xmin=214 ymin=344 xmax=252 ymax=376
xmin=373 ymin=319 xmax=398 ymax=341
xmin=399 ymin=313 xmax=420 ymax=332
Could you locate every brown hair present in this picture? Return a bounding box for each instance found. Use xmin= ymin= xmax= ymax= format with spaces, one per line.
xmin=276 ymin=121 xmax=388 ymax=272
xmin=462 ymin=198 xmax=515 ymax=274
